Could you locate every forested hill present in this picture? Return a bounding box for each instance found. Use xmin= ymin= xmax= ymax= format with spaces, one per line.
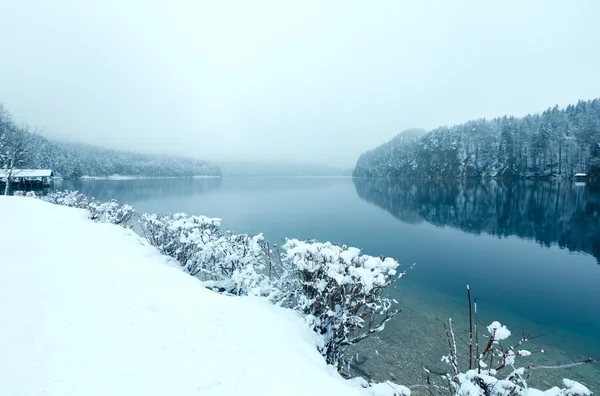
xmin=37 ymin=140 xmax=222 ymax=179
xmin=354 ymin=99 xmax=600 ymax=181
xmin=0 ymin=105 xmax=221 ymax=178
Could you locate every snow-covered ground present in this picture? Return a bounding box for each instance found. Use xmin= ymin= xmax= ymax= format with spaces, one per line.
xmin=0 ymin=197 xmax=403 ymax=396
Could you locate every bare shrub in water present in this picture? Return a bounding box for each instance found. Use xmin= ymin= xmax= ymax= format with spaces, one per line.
xmin=419 ymin=286 xmax=599 ymax=396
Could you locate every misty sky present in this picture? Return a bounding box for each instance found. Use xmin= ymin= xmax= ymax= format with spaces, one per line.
xmin=1 ymin=1 xmax=600 ymax=167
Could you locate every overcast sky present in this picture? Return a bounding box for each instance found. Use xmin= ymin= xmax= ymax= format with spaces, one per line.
xmin=1 ymin=1 xmax=599 ymax=167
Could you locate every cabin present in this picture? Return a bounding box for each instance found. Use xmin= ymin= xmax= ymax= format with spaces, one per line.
xmin=0 ymin=169 xmax=54 ymax=190
xmin=574 ymin=173 xmax=588 ymax=182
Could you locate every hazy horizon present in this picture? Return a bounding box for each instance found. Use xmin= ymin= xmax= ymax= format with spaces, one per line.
xmin=2 ymin=0 xmax=600 ymax=168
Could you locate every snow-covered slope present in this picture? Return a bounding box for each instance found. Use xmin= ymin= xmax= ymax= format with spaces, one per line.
xmin=0 ymin=197 xmax=394 ymax=396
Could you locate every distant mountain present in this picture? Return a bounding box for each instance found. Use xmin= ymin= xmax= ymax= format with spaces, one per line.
xmin=354 ymin=99 xmax=600 ymax=180
xmin=219 ymin=161 xmax=350 ymax=177
xmin=1 ymin=104 xmax=221 ymax=179
xmin=46 ymin=141 xmax=222 ymax=179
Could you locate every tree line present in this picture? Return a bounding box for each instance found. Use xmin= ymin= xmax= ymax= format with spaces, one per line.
xmin=354 ymin=99 xmax=600 ymax=182
xmin=0 ymin=104 xmax=221 ymax=184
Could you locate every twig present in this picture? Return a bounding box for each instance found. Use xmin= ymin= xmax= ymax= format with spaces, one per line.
xmin=526 ymin=359 xmax=600 ymax=370
xmin=443 ymin=321 xmax=459 ymax=376
xmin=467 ymin=285 xmax=473 ymax=370
xmin=475 ymin=298 xmax=480 ymax=374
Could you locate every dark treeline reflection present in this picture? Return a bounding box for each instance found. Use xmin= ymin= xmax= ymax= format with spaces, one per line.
xmin=354 ymin=178 xmax=600 ymax=262
xmin=53 ymin=178 xmax=222 ymax=203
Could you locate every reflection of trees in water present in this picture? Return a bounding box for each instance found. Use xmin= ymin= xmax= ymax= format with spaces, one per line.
xmin=53 ymin=178 xmax=222 ymax=203
xmin=354 ymin=178 xmax=600 ymax=262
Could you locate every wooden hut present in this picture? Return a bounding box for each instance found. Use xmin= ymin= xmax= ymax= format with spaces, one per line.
xmin=0 ymin=169 xmax=54 ymax=190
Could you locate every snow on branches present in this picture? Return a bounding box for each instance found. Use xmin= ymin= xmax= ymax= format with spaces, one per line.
xmin=139 ymin=216 xmax=407 ymax=369
xmin=140 ymin=212 xmax=274 ymax=296
xmin=41 ymin=190 xmax=134 ymax=226
xmin=432 ymin=286 xmax=596 ymax=396
xmin=282 ymin=239 xmax=403 ymax=370
xmin=12 ymin=191 xmax=38 ymax=198
xmin=88 ymin=201 xmax=134 ymax=225
xmin=42 ymin=190 xmax=94 ymax=208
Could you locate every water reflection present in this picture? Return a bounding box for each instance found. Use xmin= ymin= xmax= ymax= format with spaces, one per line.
xmin=354 ymin=178 xmax=600 ymax=263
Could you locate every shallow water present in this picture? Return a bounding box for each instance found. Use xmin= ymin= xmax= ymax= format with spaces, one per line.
xmin=54 ymin=177 xmax=600 ymax=390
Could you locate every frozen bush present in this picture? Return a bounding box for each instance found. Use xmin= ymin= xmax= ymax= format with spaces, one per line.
xmin=140 ymin=212 xmax=272 ymax=296
xmin=43 ymin=190 xmax=135 ymax=226
xmin=140 ymin=213 xmax=222 ymax=267
xmin=42 ymin=190 xmax=94 ymax=209
xmin=12 ymin=191 xmax=38 ymax=197
xmin=425 ymin=286 xmax=598 ymax=396
xmin=282 ymin=239 xmax=403 ymax=370
xmin=88 ymin=200 xmax=135 ymax=226
xmin=205 ymin=233 xmax=272 ymax=296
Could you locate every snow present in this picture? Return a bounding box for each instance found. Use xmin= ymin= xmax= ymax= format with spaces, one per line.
xmin=348 ymin=378 xmax=410 ymax=396
xmin=0 ymin=197 xmax=391 ymax=396
xmin=0 ymin=168 xmax=52 ymax=178
xmin=283 ymin=239 xmax=399 ymax=293
xmin=487 ymin=321 xmax=511 ymax=341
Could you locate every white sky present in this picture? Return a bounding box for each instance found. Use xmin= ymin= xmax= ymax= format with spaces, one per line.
xmin=1 ymin=0 xmax=599 ymax=167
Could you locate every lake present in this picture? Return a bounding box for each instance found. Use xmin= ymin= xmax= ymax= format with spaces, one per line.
xmin=53 ymin=177 xmax=600 ymax=389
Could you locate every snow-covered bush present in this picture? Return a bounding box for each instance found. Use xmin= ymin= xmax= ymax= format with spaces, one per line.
xmin=426 ymin=286 xmax=597 ymax=396
xmin=140 ymin=212 xmax=222 ymax=267
xmin=42 ymin=190 xmax=94 ymax=209
xmin=139 ymin=220 xmax=407 ymax=367
xmin=12 ymin=191 xmax=37 ymax=197
xmin=42 ymin=190 xmax=135 ymax=226
xmin=140 ymin=212 xmax=273 ymax=296
xmin=88 ymin=200 xmax=135 ymax=226
xmin=282 ymin=239 xmax=403 ymax=370
xmin=217 ymin=233 xmax=273 ymax=296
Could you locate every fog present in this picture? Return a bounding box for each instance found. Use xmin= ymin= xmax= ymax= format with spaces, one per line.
xmin=1 ymin=0 xmax=599 ymax=168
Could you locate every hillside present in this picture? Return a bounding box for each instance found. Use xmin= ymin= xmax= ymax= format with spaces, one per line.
xmin=0 ymin=105 xmax=221 ymax=179
xmin=354 ymin=100 xmax=600 ymax=180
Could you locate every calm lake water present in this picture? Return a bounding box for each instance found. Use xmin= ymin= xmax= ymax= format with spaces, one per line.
xmin=53 ymin=177 xmax=600 ymax=389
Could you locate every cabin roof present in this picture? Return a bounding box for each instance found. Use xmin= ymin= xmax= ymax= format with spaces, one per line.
xmin=0 ymin=169 xmax=53 ymax=178
xmin=574 ymin=173 xmax=587 ymax=177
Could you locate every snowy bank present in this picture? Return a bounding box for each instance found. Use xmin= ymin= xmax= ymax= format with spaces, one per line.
xmin=0 ymin=197 xmax=403 ymax=396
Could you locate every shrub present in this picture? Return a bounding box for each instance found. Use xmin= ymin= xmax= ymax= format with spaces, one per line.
xmin=282 ymin=239 xmax=404 ymax=371
xmin=43 ymin=190 xmax=135 ymax=226
xmin=42 ymin=190 xmax=94 ymax=209
xmin=425 ymin=286 xmax=598 ymax=396
xmin=88 ymin=200 xmax=135 ymax=226
xmin=12 ymin=191 xmax=37 ymax=197
xmin=140 ymin=212 xmax=273 ymax=296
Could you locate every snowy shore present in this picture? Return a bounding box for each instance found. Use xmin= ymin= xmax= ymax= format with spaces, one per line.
xmin=0 ymin=197 xmax=402 ymax=396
